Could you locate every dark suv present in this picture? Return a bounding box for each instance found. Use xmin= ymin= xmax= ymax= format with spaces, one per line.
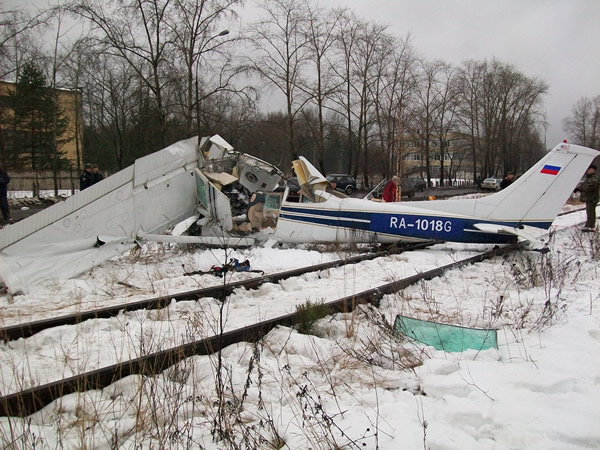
xmin=326 ymin=174 xmax=357 ymax=195
xmin=401 ymin=178 xmax=426 ymax=197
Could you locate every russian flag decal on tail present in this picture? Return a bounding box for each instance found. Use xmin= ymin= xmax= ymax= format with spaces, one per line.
xmin=541 ymin=164 xmax=560 ymax=175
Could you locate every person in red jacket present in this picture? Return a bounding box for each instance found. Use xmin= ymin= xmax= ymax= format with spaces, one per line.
xmin=383 ymin=176 xmax=401 ymax=202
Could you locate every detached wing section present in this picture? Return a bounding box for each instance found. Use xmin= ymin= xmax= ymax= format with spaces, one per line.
xmin=0 ymin=137 xmax=200 ymax=292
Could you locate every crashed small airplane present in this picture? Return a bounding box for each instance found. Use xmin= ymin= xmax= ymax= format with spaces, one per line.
xmin=274 ymin=142 xmax=598 ymax=245
xmin=0 ymin=136 xmax=597 ymax=292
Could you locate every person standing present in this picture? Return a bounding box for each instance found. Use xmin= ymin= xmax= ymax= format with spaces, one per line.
xmin=0 ymin=167 xmax=11 ymax=224
xmin=80 ymin=163 xmax=93 ymax=191
xmin=383 ymin=176 xmax=401 ymax=202
xmin=575 ymin=164 xmax=600 ymax=232
xmin=500 ymin=172 xmax=515 ymax=190
xmin=92 ymin=164 xmax=103 ymax=184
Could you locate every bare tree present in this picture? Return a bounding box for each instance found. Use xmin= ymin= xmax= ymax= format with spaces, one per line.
xmin=431 ymin=63 xmax=457 ymax=186
xmin=0 ymin=6 xmax=49 ymax=164
xmin=456 ymin=59 xmax=547 ymax=179
xmin=248 ymin=0 xmax=311 ymax=166
xmin=68 ymin=0 xmax=177 ymax=148
xmin=300 ymin=4 xmax=343 ymax=173
xmin=331 ymin=12 xmax=388 ymax=184
xmin=455 ymin=59 xmax=486 ymax=182
xmin=371 ymin=34 xmax=416 ymax=178
xmin=490 ymin=63 xmax=547 ymax=174
xmin=47 ymin=7 xmax=80 ymax=194
xmin=166 ymin=0 xmax=241 ymax=138
xmin=61 ymin=37 xmax=93 ymax=171
xmin=330 ymin=10 xmax=360 ymax=175
xmin=562 ymin=95 xmax=600 ymax=149
xmin=354 ymin=22 xmax=389 ymax=188
xmin=82 ymin=51 xmax=141 ymax=169
xmin=407 ymin=59 xmax=447 ymax=186
xmin=0 ymin=6 xmax=49 ymax=80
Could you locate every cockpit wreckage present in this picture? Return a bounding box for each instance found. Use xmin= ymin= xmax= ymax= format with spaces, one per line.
xmin=0 ymin=135 xmax=597 ymax=292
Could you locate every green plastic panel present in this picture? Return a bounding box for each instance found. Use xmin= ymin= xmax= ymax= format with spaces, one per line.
xmin=394 ymin=314 xmax=498 ymax=352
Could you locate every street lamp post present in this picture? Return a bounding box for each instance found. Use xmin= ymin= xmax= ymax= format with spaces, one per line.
xmin=195 ymin=29 xmax=230 ymax=148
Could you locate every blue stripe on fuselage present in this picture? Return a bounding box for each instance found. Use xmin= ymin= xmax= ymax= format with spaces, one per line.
xmin=280 ymin=205 xmax=551 ymax=243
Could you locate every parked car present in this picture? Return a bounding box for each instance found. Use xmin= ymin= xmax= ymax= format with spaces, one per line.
xmin=326 ymin=174 xmax=357 ymax=195
xmin=402 ymin=178 xmax=426 ymax=196
xmin=481 ymin=177 xmax=501 ymax=191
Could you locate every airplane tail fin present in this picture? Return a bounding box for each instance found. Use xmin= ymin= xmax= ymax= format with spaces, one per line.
xmin=475 ymin=142 xmax=598 ymax=228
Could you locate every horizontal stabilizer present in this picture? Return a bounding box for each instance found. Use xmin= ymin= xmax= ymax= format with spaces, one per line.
xmin=473 ymin=223 xmax=546 ymax=243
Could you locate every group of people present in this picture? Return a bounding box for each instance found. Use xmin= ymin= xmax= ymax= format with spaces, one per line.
xmin=79 ymin=163 xmax=103 ymax=191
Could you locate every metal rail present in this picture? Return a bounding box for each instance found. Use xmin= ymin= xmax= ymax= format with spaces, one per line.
xmin=0 ymin=241 xmax=435 ymax=342
xmin=3 ymin=206 xmax=583 ymax=343
xmin=0 ymin=243 xmax=516 ymax=417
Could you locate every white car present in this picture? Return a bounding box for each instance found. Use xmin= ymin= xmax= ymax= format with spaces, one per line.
xmin=481 ymin=177 xmax=501 ymax=191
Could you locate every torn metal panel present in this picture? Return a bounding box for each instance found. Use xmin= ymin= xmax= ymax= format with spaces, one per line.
xmin=237 ymin=155 xmax=282 ymax=192
xmin=194 ymin=168 xmax=233 ymax=231
xmin=202 ymin=134 xmax=234 ymax=159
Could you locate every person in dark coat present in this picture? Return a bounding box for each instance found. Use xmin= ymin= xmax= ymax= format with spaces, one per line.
xmin=92 ymin=164 xmax=103 ymax=184
xmin=500 ymin=172 xmax=515 ymax=190
xmin=383 ymin=176 xmax=401 ymax=202
xmin=575 ymin=164 xmax=600 ymax=232
xmin=80 ymin=163 xmax=93 ymax=191
xmin=0 ymin=167 xmax=10 ymax=224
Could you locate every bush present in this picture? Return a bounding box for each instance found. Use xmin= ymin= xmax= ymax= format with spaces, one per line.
xmin=295 ymin=300 xmax=331 ymax=336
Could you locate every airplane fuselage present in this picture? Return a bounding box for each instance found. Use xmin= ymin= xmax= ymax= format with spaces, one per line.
xmin=275 ymin=195 xmax=526 ymax=244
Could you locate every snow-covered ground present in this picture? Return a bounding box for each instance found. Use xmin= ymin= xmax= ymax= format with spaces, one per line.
xmin=7 ymin=190 xmax=74 ymax=199
xmin=0 ymin=205 xmax=599 ymax=449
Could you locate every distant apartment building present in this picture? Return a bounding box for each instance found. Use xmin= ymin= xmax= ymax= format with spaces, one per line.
xmin=0 ymin=80 xmax=83 ymax=169
xmin=399 ymin=135 xmax=474 ymax=183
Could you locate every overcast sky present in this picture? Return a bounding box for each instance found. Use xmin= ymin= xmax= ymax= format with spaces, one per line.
xmin=6 ymin=0 xmax=600 ymax=148
xmin=333 ymin=0 xmax=600 ymax=147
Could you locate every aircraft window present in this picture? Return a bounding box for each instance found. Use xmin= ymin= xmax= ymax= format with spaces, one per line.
xmin=264 ymin=193 xmax=281 ymax=210
xmin=195 ymin=171 xmax=209 ymax=209
xmin=285 ymin=188 xmax=300 ymax=202
xmin=303 ymin=192 xmax=328 ymax=203
xmin=299 ymin=185 xmax=316 ymax=202
xmin=328 ymin=189 xmax=347 ymax=199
